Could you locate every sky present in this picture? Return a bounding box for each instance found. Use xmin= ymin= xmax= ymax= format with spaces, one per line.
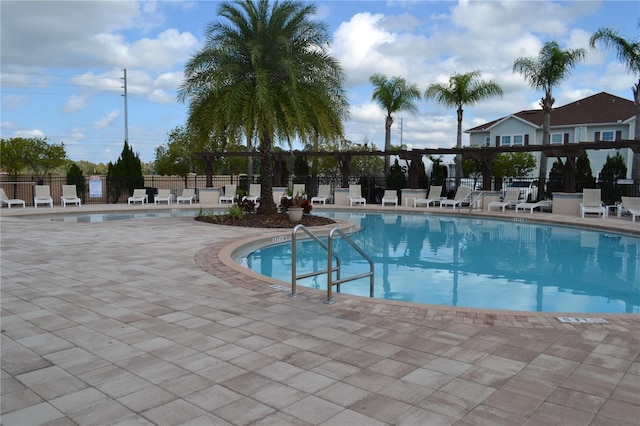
xmin=1 ymin=0 xmax=639 ymax=165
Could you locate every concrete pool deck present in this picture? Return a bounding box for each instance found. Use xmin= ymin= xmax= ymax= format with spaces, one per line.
xmin=1 ymin=203 xmax=639 ymax=425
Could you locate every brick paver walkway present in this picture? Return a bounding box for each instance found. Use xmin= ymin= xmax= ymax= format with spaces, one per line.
xmin=1 ymin=204 xmax=639 ymax=425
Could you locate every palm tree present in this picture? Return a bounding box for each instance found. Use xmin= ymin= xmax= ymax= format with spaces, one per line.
xmin=178 ymin=0 xmax=349 ymax=214
xmin=513 ymin=42 xmax=587 ymax=194
xmin=590 ymin=22 xmax=640 ymax=179
xmin=369 ymin=74 xmax=421 ymax=178
xmin=424 ymin=70 xmax=503 ymax=188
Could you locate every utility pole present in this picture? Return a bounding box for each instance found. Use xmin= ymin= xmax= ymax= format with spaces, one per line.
xmin=398 ymin=117 xmax=403 ymax=147
xmin=122 ymin=68 xmax=129 ymax=142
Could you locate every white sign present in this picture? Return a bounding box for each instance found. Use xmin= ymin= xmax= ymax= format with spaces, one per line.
xmin=89 ymin=176 xmax=102 ymax=198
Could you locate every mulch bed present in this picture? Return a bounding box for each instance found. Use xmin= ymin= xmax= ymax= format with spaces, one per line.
xmin=195 ymin=212 xmax=336 ymax=228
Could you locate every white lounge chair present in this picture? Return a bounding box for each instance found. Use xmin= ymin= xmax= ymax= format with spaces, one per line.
xmin=381 ymin=190 xmax=398 ymax=206
xmin=218 ymin=185 xmax=235 ymax=204
xmin=580 ymin=188 xmax=606 ymax=218
xmin=440 ymin=186 xmax=472 ymax=209
xmin=0 ymin=188 xmax=25 ymax=208
xmin=292 ymin=184 xmax=306 ymax=197
xmin=348 ymin=185 xmax=366 ymax=206
xmin=61 ymin=185 xmax=82 ymax=207
xmin=515 ymin=200 xmax=553 ymax=214
xmin=176 ymin=188 xmax=196 ymax=204
xmin=487 ymin=187 xmax=521 ymax=212
xmin=414 ymin=185 xmax=443 ymax=207
xmin=621 ymin=196 xmax=640 ymax=222
xmin=244 ymin=184 xmax=261 ymax=203
xmin=128 ymin=188 xmax=147 ymax=205
xmin=154 ymin=189 xmax=172 ymax=205
xmin=311 ymin=184 xmax=331 ymax=204
xmin=34 ymin=185 xmax=54 ymax=208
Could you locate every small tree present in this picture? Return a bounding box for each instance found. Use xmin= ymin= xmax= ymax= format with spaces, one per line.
xmin=575 ymin=152 xmax=595 ymax=192
xmin=387 ymin=159 xmax=407 ymax=192
xmin=66 ymin=163 xmax=86 ymax=202
xmin=599 ymin=152 xmax=628 ymax=203
xmin=107 ymin=141 xmax=144 ymax=203
xmin=429 ymin=156 xmax=446 ymax=187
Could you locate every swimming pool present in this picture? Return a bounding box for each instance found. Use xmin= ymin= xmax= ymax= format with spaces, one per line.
xmin=17 ymin=209 xmax=208 ymax=222
xmin=245 ymin=211 xmax=640 ymax=314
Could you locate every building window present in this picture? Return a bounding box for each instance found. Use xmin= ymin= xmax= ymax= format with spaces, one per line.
xmin=602 ymin=131 xmax=614 ymax=141
xmin=501 ymin=135 xmax=511 ymax=146
xmin=513 ymin=135 xmax=523 ymax=146
xmin=485 ymin=137 xmax=490 ymax=147
xmin=551 ymin=133 xmax=563 ymax=144
xmin=499 ymin=134 xmax=524 ymax=146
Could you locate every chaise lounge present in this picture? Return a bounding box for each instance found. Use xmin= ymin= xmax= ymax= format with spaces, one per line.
xmin=34 ymin=185 xmax=54 ymax=208
xmin=0 ymin=188 xmax=25 ymax=208
xmin=128 ymin=188 xmax=148 ymax=205
xmin=61 ymin=185 xmax=82 ymax=207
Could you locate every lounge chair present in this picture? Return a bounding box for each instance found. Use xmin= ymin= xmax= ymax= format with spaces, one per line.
xmin=515 ymin=200 xmax=553 ymax=214
xmin=487 ymin=187 xmax=521 ymax=212
xmin=621 ymin=196 xmax=640 ymax=222
xmin=218 ymin=185 xmax=235 ymax=204
xmin=292 ymin=184 xmax=306 ymax=197
xmin=244 ymin=184 xmax=261 ymax=203
xmin=34 ymin=185 xmax=54 ymax=208
xmin=176 ymin=188 xmax=196 ymax=204
xmin=154 ymin=189 xmax=172 ymax=205
xmin=440 ymin=186 xmax=472 ymax=209
xmin=580 ymin=188 xmax=606 ymax=218
xmin=414 ymin=185 xmax=443 ymax=207
xmin=311 ymin=184 xmax=331 ymax=204
xmin=0 ymin=188 xmax=25 ymax=208
xmin=128 ymin=188 xmax=147 ymax=205
xmin=348 ymin=185 xmax=366 ymax=206
xmin=60 ymin=185 xmax=82 ymax=207
xmin=381 ymin=190 xmax=398 ymax=206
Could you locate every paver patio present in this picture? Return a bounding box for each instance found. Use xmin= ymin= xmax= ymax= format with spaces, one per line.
xmin=1 ymin=204 xmax=639 ymax=425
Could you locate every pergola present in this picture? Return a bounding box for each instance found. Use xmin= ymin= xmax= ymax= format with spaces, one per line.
xmin=198 ymin=140 xmax=640 ymax=191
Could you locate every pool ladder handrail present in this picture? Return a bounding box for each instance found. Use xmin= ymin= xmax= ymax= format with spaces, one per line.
xmin=290 ymin=224 xmax=374 ymax=304
xmin=458 ymin=191 xmax=483 ymax=215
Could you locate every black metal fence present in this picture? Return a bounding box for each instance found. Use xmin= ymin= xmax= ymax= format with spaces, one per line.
xmin=2 ymin=174 xmax=638 ymax=206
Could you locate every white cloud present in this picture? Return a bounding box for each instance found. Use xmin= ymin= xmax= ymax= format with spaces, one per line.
xmin=13 ymin=129 xmax=46 ymax=138
xmin=2 ymin=94 xmax=28 ymax=109
xmin=62 ymin=95 xmax=89 ymax=114
xmin=92 ymin=110 xmax=121 ymax=130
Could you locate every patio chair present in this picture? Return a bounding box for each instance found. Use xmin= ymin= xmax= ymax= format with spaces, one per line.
xmin=61 ymin=185 xmax=82 ymax=207
xmin=381 ymin=190 xmax=398 ymax=206
xmin=176 ymin=188 xmax=196 ymax=204
xmin=34 ymin=185 xmax=54 ymax=208
xmin=414 ymin=185 xmax=443 ymax=207
xmin=348 ymin=185 xmax=366 ymax=206
xmin=244 ymin=184 xmax=261 ymax=203
xmin=440 ymin=186 xmax=472 ymax=209
xmin=487 ymin=187 xmax=521 ymax=212
xmin=0 ymin=188 xmax=25 ymax=208
xmin=580 ymin=188 xmax=606 ymax=218
xmin=515 ymin=200 xmax=553 ymax=214
xmin=621 ymin=196 xmax=640 ymax=222
xmin=311 ymin=184 xmax=331 ymax=204
xmin=128 ymin=188 xmax=147 ymax=205
xmin=292 ymin=183 xmax=306 ymax=197
xmin=154 ymin=189 xmax=172 ymax=205
xmin=219 ymin=185 xmax=236 ymax=204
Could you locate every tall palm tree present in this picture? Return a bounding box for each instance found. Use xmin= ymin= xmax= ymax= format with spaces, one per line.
xmin=178 ymin=0 xmax=349 ymax=214
xmin=590 ymin=22 xmax=640 ymax=179
xmin=424 ymin=70 xmax=503 ymax=188
xmin=513 ymin=42 xmax=587 ymax=194
xmin=369 ymin=74 xmax=421 ymax=178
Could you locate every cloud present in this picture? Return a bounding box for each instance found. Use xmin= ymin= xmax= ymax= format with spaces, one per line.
xmin=13 ymin=129 xmax=46 ymax=138
xmin=2 ymin=94 xmax=28 ymax=109
xmin=92 ymin=110 xmax=121 ymax=130
xmin=62 ymin=95 xmax=89 ymax=114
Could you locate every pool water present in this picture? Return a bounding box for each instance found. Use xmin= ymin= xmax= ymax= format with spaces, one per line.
xmin=246 ymin=212 xmax=640 ymax=314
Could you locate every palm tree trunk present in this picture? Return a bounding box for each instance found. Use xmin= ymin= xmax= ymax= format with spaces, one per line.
xmin=455 ymin=108 xmax=463 ymax=188
xmin=632 ymin=81 xmax=640 ymax=180
xmin=384 ymin=115 xmax=393 ymax=179
xmin=256 ymin=135 xmax=276 ymax=215
xmin=538 ymin=112 xmax=550 ymax=199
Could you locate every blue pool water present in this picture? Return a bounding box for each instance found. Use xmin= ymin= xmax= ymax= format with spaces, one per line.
xmin=246 ymin=212 xmax=640 ymax=313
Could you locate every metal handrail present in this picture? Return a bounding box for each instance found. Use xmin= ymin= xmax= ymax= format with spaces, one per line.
xmin=326 ymin=227 xmax=374 ymax=304
xmin=290 ymin=224 xmax=340 ymax=298
xmin=458 ymin=191 xmax=483 ymax=214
